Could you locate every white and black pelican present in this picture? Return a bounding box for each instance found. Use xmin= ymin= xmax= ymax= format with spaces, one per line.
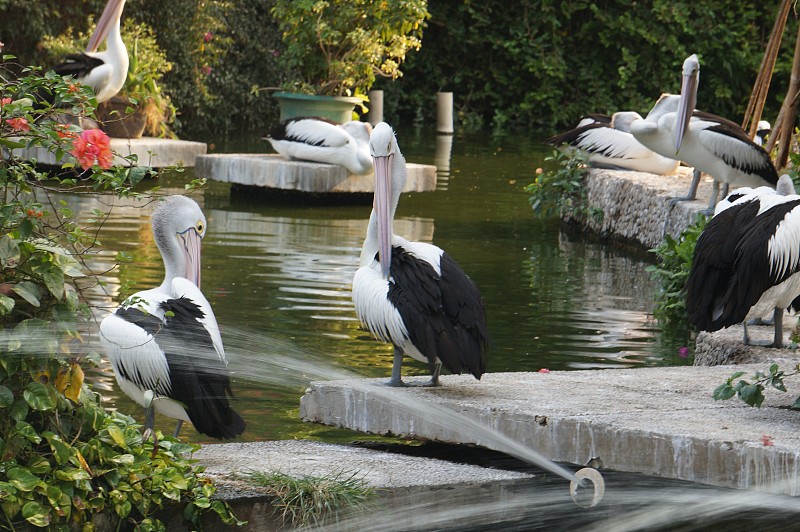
xmin=52 ymin=0 xmax=129 ymax=104
xmin=266 ymin=117 xmax=373 ymax=175
xmin=352 ymin=122 xmax=490 ymax=386
xmin=545 ymin=111 xmax=680 ymax=175
xmin=686 ymin=175 xmax=800 ymax=347
xmin=667 ymin=54 xmax=777 ymax=211
xmin=100 ymin=196 xmax=245 ymax=439
xmin=754 ymin=120 xmax=771 ymax=147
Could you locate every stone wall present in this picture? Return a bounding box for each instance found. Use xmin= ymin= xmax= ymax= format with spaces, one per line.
xmin=562 ymin=167 xmax=706 ymax=250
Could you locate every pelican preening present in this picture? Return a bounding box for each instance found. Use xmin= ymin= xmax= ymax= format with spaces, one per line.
xmin=352 ymin=122 xmax=490 ymax=386
xmin=52 ymin=0 xmax=129 ymax=104
xmin=638 ymin=54 xmax=779 ymax=212
xmin=686 ymin=175 xmax=800 ymax=347
xmin=545 ymin=111 xmax=680 ymax=175
xmin=266 ymin=117 xmax=373 ymax=175
xmin=100 ymin=196 xmax=245 ymax=439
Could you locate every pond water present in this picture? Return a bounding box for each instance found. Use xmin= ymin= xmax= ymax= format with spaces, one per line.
xmin=75 ymin=128 xmax=691 ymax=444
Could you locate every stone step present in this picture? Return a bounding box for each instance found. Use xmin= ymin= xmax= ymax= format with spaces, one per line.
xmin=195 ymin=153 xmax=437 ymax=194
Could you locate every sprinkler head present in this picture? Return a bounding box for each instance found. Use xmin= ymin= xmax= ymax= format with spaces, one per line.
xmin=569 ymin=467 xmax=605 ymax=508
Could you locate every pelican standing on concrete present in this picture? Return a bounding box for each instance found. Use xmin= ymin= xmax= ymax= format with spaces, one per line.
xmin=669 ymin=54 xmax=778 ymax=211
xmin=352 ymin=122 xmax=490 ymax=386
xmin=545 ymin=111 xmax=680 ymax=175
xmin=686 ymin=175 xmax=800 ymax=347
xmin=100 ymin=196 xmax=246 ymax=439
xmin=52 ymin=0 xmax=129 ymax=103
xmin=266 ymin=117 xmax=373 ymax=175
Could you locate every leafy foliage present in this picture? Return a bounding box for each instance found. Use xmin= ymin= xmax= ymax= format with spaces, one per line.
xmin=270 ymin=0 xmax=429 ymax=97
xmin=645 ymin=214 xmax=708 ymax=329
xmin=524 ymin=149 xmax=600 ymax=221
xmin=713 ymin=364 xmax=800 ymax=409
xmin=246 ymin=470 xmax=375 ymax=528
xmin=0 ymin=61 xmax=239 ymax=529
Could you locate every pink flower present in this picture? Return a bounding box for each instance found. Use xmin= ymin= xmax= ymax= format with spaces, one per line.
xmin=71 ymin=129 xmax=113 ymax=170
xmin=6 ymin=117 xmax=30 ymax=132
xmin=204 ymin=31 xmax=213 ymax=43
xmin=1 ymin=97 xmax=11 ymax=105
xmin=678 ymin=346 xmax=689 ymax=358
xmin=538 ymin=368 xmax=551 ymax=374
xmin=761 ymin=434 xmax=774 ymax=446
xmin=202 ymin=66 xmax=212 ymax=75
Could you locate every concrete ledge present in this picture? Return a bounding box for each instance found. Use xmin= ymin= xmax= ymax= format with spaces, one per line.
xmin=300 ymin=368 xmax=800 ymax=496
xmin=694 ymin=315 xmax=800 ymax=367
xmin=195 ymin=153 xmax=437 ymax=194
xmin=565 ymin=167 xmax=709 ymax=249
xmin=190 ymin=440 xmax=533 ymax=531
xmin=12 ymin=137 xmax=207 ymax=168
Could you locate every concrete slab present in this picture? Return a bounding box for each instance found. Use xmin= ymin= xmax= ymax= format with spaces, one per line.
xmin=195 ymin=153 xmax=437 ymax=194
xmin=300 ymin=365 xmax=800 ymax=496
xmin=12 ymin=137 xmax=207 ymax=168
xmin=191 ymin=440 xmax=534 ymax=531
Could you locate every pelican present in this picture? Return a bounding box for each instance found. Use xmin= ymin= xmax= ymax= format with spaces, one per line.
xmin=352 ymin=122 xmax=490 ymax=386
xmin=100 ymin=196 xmax=245 ymax=439
xmin=668 ymin=54 xmax=778 ymax=212
xmin=265 ymin=117 xmax=373 ymax=175
xmin=545 ymin=111 xmax=680 ymax=175
xmin=51 ymin=0 xmax=128 ymax=104
xmin=686 ymin=175 xmax=800 ymax=347
xmin=754 ymin=120 xmax=771 ymax=147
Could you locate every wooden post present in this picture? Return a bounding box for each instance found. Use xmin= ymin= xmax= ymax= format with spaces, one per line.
xmin=774 ymin=23 xmax=800 ymax=170
xmin=436 ymin=92 xmax=454 ymax=134
xmin=367 ymin=90 xmax=384 ymax=126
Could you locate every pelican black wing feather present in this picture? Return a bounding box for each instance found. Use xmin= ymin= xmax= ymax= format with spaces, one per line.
xmin=387 ymin=246 xmax=489 ymax=379
xmin=52 ymin=53 xmax=105 ymax=79
xmin=715 ymin=199 xmax=800 ymax=329
xmin=686 ymin=200 xmax=761 ymax=331
xmin=115 ymin=298 xmax=245 ymax=439
xmin=269 ymin=116 xmax=339 ymax=146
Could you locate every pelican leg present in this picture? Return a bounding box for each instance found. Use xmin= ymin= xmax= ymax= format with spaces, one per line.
xmin=703 ymin=180 xmax=721 ymax=215
xmin=721 ymin=182 xmax=730 ymax=198
xmin=172 ymin=420 xmax=184 ymax=438
xmin=772 ymin=307 xmax=784 ymax=348
xmin=387 ymin=346 xmax=406 ymax=387
xmin=669 ymin=169 xmax=702 ymax=206
xmin=142 ymin=390 xmax=155 ymax=441
xmin=424 ymin=362 xmax=443 ymax=387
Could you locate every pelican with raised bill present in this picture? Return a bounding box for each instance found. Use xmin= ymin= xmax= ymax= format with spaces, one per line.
xmin=51 ymin=0 xmax=129 ymax=104
xmin=686 ymin=175 xmax=800 ymax=347
xmin=668 ymin=54 xmax=777 ymax=212
xmin=352 ymin=122 xmax=490 ymax=386
xmin=100 ymin=196 xmax=246 ymax=439
xmin=265 ymin=117 xmax=373 ymax=175
xmin=545 ymin=111 xmax=680 ymax=175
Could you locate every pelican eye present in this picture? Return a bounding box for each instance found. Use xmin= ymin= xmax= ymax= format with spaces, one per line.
xmin=195 ymin=220 xmax=205 ymax=234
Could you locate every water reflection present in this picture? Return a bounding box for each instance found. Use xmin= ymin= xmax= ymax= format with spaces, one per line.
xmin=62 ymin=130 xmax=690 ymax=442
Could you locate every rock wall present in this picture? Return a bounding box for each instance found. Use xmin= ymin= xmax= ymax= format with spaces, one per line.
xmin=562 ymin=167 xmax=706 ymax=249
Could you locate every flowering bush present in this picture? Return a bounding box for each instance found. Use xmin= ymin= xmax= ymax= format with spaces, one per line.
xmin=71 ymin=128 xmax=114 ymax=170
xmin=0 ymin=58 xmax=235 ymax=529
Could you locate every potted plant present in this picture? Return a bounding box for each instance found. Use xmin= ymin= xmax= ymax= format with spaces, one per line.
xmin=270 ymin=0 xmax=429 ymax=123
xmin=41 ymin=21 xmax=176 ymax=138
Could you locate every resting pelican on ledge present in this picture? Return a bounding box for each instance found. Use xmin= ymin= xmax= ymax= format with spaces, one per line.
xmin=266 ymin=117 xmax=373 ymax=175
xmin=352 ymin=122 xmax=490 ymax=386
xmin=100 ymin=196 xmax=245 ymax=439
xmin=545 ymin=111 xmax=680 ymax=175
xmin=52 ymin=0 xmax=129 ymax=103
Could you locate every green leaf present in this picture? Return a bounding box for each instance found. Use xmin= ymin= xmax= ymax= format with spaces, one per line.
xmin=54 ymin=468 xmax=91 ymax=481
xmin=107 ymin=424 xmax=128 ymax=449
xmin=24 ymin=382 xmax=57 ymax=411
xmin=44 ymin=433 xmax=71 ymax=465
xmin=12 ymin=281 xmax=42 ymax=307
xmin=0 ymin=385 xmax=13 ymax=407
xmin=0 ymin=234 xmax=20 ymax=267
xmin=22 ymin=500 xmax=51 ymax=527
xmin=712 ymin=383 xmax=735 ymax=401
xmin=737 ymin=383 xmax=765 ymax=408
xmin=7 ymin=467 xmax=42 ymax=492
xmin=0 ymin=138 xmax=27 ymax=149
xmin=0 ymin=294 xmax=15 ymax=314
